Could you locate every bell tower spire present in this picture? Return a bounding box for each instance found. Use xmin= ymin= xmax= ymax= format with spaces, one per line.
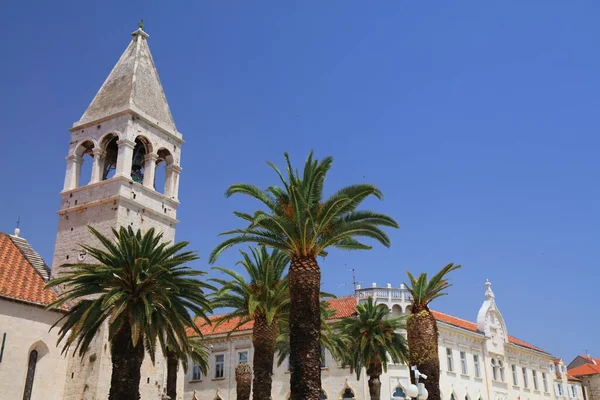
xmin=51 ymin=25 xmax=183 ymax=398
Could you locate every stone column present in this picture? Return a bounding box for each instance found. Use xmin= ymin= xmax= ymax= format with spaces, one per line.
xmin=143 ymin=153 xmax=158 ymax=189
xmin=90 ymin=148 xmax=107 ymax=184
xmin=170 ymin=165 xmax=182 ymax=200
xmin=63 ymin=154 xmax=83 ymax=191
xmin=115 ymin=139 xmax=136 ymax=179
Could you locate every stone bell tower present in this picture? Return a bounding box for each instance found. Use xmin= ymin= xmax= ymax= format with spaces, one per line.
xmin=52 ymin=23 xmax=184 ymax=399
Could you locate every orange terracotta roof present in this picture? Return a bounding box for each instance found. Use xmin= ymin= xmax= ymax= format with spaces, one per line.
xmin=431 ymin=310 xmax=549 ymax=354
xmin=0 ymin=233 xmax=60 ymax=308
xmin=567 ymin=374 xmax=582 ymax=382
xmin=569 ymin=363 xmax=600 ymax=377
xmin=192 ymin=295 xmax=546 ymax=355
xmin=191 ymin=296 xmax=358 ymax=337
xmin=580 ymin=355 xmax=600 ymax=365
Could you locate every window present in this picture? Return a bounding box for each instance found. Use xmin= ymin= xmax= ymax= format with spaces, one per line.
xmin=491 ymin=359 xmax=498 ymax=380
xmin=556 ymin=383 xmax=564 ymax=397
xmin=570 ymin=385 xmax=578 ymax=398
xmin=320 ymin=388 xmax=328 ymax=399
xmin=238 ymin=351 xmax=248 ymax=365
xmin=522 ymin=367 xmax=529 ymax=388
xmin=512 ymin=365 xmax=518 ymax=386
xmin=542 ymin=372 xmax=548 ymax=392
xmin=533 ymin=370 xmax=539 ymax=390
xmin=192 ymin=363 xmax=202 ymax=380
xmin=341 ymin=388 xmax=355 ymax=399
xmin=460 ymin=351 xmax=468 ymax=374
xmin=321 ymin=346 xmax=327 ymax=368
xmin=446 ymin=348 xmax=454 ymax=372
xmin=550 ymin=363 xmax=556 ymax=373
xmin=450 ymin=394 xmax=456 ymax=400
xmin=473 ymin=355 xmax=481 ymax=377
xmin=499 ymin=360 xmax=505 ymax=382
xmin=214 ymin=354 xmax=225 ymax=379
xmin=22 ymin=350 xmax=38 ymax=400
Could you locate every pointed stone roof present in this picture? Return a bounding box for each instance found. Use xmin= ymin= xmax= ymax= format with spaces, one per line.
xmin=75 ymin=27 xmax=177 ymax=134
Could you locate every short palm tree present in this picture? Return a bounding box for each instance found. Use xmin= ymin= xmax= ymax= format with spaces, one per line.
xmin=405 ymin=263 xmax=461 ymax=400
xmin=235 ymin=363 xmax=252 ymax=400
xmin=46 ymin=226 xmax=213 ymax=400
xmin=210 ymin=152 xmax=398 ymax=400
xmin=211 ymin=246 xmax=290 ymax=400
xmin=335 ymin=297 xmax=409 ymax=400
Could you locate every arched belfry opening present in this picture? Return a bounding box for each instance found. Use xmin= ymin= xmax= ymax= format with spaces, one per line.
xmin=101 ymin=134 xmax=119 ymax=180
xmin=74 ymin=140 xmax=94 ymax=188
xmin=131 ymin=136 xmax=151 ymax=184
xmin=155 ymin=147 xmax=175 ymax=196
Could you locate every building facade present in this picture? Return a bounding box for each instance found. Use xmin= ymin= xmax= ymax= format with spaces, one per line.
xmin=568 ymin=355 xmax=600 ymax=400
xmin=185 ymin=281 xmax=585 ymax=400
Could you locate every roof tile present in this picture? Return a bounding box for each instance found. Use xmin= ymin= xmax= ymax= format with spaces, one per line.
xmin=569 ymin=363 xmax=600 ymax=377
xmin=0 ymin=233 xmax=60 ymax=308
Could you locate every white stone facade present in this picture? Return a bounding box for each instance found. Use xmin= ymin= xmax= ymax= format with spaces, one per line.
xmin=0 ymin=300 xmax=68 ymax=400
xmin=184 ymin=282 xmax=585 ymax=400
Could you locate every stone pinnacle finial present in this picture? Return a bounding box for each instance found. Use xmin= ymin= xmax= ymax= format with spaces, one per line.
xmin=13 ymin=216 xmax=21 ymax=237
xmin=132 ymin=19 xmax=149 ymax=39
xmin=138 ymin=19 xmax=145 ymax=30
xmin=485 ymin=279 xmax=495 ymax=299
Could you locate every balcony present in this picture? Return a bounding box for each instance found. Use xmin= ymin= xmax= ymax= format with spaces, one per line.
xmin=356 ymin=285 xmax=413 ymax=302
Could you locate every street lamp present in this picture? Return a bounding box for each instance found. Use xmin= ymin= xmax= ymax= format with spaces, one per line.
xmin=406 ymin=366 xmax=429 ymax=400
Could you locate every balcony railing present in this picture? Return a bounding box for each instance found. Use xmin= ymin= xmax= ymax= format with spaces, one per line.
xmin=356 ymin=287 xmax=412 ymax=301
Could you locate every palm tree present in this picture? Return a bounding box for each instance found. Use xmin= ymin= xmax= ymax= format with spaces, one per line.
xmin=210 ymin=152 xmax=398 ymax=400
xmin=211 ymin=246 xmax=290 ymax=400
xmin=405 ymin=263 xmax=461 ymax=400
xmin=235 ymin=363 xmax=252 ymax=400
xmin=334 ymin=297 xmax=409 ymax=400
xmin=274 ymin=300 xmax=340 ymax=368
xmin=46 ymin=226 xmax=213 ymax=400
xmin=166 ymin=337 xmax=210 ymax=400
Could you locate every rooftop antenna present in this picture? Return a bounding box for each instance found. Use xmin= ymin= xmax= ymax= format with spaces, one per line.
xmin=338 ymin=267 xmax=362 ymax=295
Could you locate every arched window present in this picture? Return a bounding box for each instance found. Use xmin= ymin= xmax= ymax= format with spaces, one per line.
xmin=131 ymin=137 xmax=150 ymax=184
xmin=320 ymin=388 xmax=328 ymax=399
xmin=74 ymin=140 xmax=94 ymax=188
xmin=393 ymin=386 xmax=406 ymax=398
xmin=491 ymin=359 xmax=498 ymax=380
xmin=341 ymin=387 xmax=355 ymax=398
xmin=101 ymin=134 xmax=119 ymax=180
xmin=22 ymin=350 xmax=38 ymax=400
xmin=450 ymin=393 xmax=456 ymax=400
xmin=155 ymin=148 xmax=175 ymax=195
xmin=498 ymin=360 xmax=505 ymax=382
xmin=392 ymin=304 xmax=403 ymax=317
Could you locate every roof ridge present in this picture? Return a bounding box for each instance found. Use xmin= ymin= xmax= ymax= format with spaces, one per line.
xmin=8 ymin=235 xmax=51 ymax=281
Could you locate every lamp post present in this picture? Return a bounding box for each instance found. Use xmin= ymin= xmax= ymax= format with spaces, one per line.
xmin=406 ymin=366 xmax=429 ymax=400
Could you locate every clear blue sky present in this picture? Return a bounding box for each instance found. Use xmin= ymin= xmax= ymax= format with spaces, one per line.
xmin=1 ymin=1 xmax=598 ymax=360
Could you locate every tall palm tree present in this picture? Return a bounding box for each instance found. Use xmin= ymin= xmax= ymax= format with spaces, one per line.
xmin=274 ymin=300 xmax=340 ymax=368
xmin=46 ymin=226 xmax=213 ymax=400
xmin=210 ymin=152 xmax=398 ymax=400
xmin=405 ymin=263 xmax=461 ymax=400
xmin=235 ymin=363 xmax=252 ymax=400
xmin=166 ymin=337 xmax=210 ymax=400
xmin=211 ymin=246 xmax=290 ymax=400
xmin=334 ymin=297 xmax=409 ymax=400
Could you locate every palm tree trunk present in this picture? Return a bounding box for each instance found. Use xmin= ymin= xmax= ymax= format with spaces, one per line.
xmin=108 ymin=321 xmax=145 ymax=400
xmin=252 ymin=315 xmax=278 ymax=400
xmin=407 ymin=309 xmax=441 ymax=400
xmin=367 ymin=364 xmax=382 ymax=400
xmin=289 ymin=255 xmax=321 ymax=400
xmin=236 ymin=363 xmax=252 ymax=400
xmin=166 ymin=349 xmax=178 ymax=400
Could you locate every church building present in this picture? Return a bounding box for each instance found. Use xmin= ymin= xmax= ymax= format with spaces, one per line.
xmin=0 ymin=26 xmax=587 ymax=400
